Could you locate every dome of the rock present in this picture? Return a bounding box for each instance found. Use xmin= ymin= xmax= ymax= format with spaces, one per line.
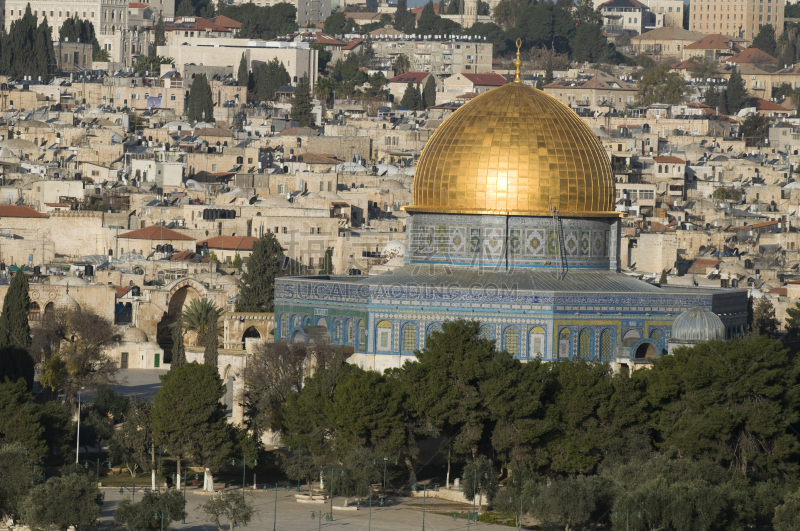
xmin=406 ymin=82 xmax=616 ymax=217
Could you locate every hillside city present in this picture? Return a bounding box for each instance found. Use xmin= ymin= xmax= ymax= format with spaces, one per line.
xmin=4 ymin=0 xmax=800 ymax=529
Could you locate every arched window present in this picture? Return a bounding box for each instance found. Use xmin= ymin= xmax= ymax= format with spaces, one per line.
xmin=376 ymin=320 xmax=393 ymax=351
xmin=529 ymin=326 xmax=545 ymax=359
xmin=28 ymin=301 xmax=40 ymax=321
xmin=658 ymin=165 xmax=662 ymax=173
xmin=359 ymin=320 xmax=367 ymax=351
xmin=650 ymin=329 xmax=662 ymax=345
xmin=347 ymin=320 xmax=355 ymax=344
xmin=426 ymin=322 xmax=443 ymax=338
xmin=43 ymin=302 xmax=54 ymax=322
xmin=479 ymin=324 xmax=494 ymax=341
xmin=578 ymin=329 xmax=592 ymax=360
xmin=600 ymin=329 xmax=613 ymax=360
xmin=402 ymin=324 xmax=417 ymax=353
xmin=504 ymin=327 xmax=519 ymax=357
xmin=558 ymin=328 xmax=570 ymax=360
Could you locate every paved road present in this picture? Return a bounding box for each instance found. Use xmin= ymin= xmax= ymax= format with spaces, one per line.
xmin=108 ymin=368 xmax=168 ymax=401
xmin=100 ymin=484 xmax=506 ymax=531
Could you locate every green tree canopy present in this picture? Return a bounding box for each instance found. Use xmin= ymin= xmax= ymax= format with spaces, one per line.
xmin=151 ymin=363 xmax=230 ymax=480
xmin=393 ymin=0 xmax=416 ymax=33
xmin=643 ymin=335 xmax=800 ymax=479
xmin=399 ymin=82 xmax=423 ymax=110
xmin=291 ymin=73 xmax=316 ymax=128
xmin=422 ymin=75 xmax=436 ymax=108
xmin=114 ymin=489 xmax=186 ymax=531
xmin=235 ymin=232 xmax=284 ymax=312
xmin=750 ymin=295 xmax=780 ymax=335
xmin=638 ymin=63 xmax=686 ymax=105
xmin=109 ymin=396 xmax=154 ymax=477
xmin=187 ymin=73 xmax=214 ymax=122
xmin=751 ymin=24 xmax=778 ymax=57
xmin=221 ymin=3 xmax=298 ymax=40
xmin=21 ymin=473 xmax=103 ymax=530
xmin=725 ymin=66 xmax=750 ymax=114
xmin=237 ymin=53 xmax=248 ymax=87
xmin=252 ymin=57 xmax=290 ymax=101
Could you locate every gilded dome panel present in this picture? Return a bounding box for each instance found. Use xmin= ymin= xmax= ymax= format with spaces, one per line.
xmin=406 ymin=83 xmax=617 ymax=217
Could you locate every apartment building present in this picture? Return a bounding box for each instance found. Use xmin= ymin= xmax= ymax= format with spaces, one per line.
xmin=689 ymin=0 xmax=784 ymax=43
xmin=369 ymin=34 xmax=493 ymax=76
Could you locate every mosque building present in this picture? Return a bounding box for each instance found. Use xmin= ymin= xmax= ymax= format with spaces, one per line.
xmin=273 ymin=48 xmax=747 ymax=372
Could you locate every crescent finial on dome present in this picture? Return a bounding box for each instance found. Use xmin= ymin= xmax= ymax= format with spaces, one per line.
xmin=514 ymin=38 xmax=522 ymax=83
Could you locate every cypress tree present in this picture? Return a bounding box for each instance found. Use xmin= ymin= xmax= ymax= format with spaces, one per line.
xmin=204 ymin=313 xmax=218 ymax=368
xmin=290 ymin=73 xmax=316 ymax=128
xmin=187 ymin=73 xmax=214 ymax=122
xmin=235 ymin=233 xmax=284 ymax=313
xmin=237 ymin=53 xmax=248 ymax=87
xmin=544 ymin=56 xmax=554 ymax=84
xmin=170 ymin=318 xmax=186 ymax=369
xmin=422 ymin=75 xmax=436 ymax=108
xmin=154 ymin=16 xmax=166 ymax=47
xmin=0 ymin=270 xmax=34 ymax=388
xmin=725 ymin=67 xmax=749 ymax=114
xmin=176 ymin=0 xmax=195 ymax=16
xmin=400 ymin=82 xmax=417 ymax=109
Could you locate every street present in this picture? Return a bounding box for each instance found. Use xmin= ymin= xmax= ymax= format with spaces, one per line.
xmin=99 ymin=484 xmax=509 ymax=531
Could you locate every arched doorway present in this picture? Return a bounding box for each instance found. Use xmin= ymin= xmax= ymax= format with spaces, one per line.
xmin=634 ymin=341 xmax=657 ymax=359
xmin=28 ymin=302 xmax=40 ymax=322
xmin=156 ymin=283 xmax=203 ymax=359
xmin=242 ymin=326 xmax=261 ymax=349
xmin=43 ymin=302 xmax=54 ymax=322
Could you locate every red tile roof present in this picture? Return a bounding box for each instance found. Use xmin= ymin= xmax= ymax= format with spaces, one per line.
xmin=769 ymin=287 xmax=788 ymax=297
xmin=410 ymin=2 xmax=441 ymax=15
xmin=389 ymin=72 xmax=430 ymax=84
xmin=728 ymin=48 xmax=777 ymax=64
xmin=462 ymin=73 xmax=507 ymax=86
xmin=653 ymin=156 xmax=685 ymax=163
xmin=118 ymin=225 xmax=195 ymax=241
xmin=314 ymin=34 xmax=345 ymax=46
xmin=749 ymin=97 xmax=790 ymax=111
xmin=209 ymin=15 xmax=242 ymax=29
xmin=197 ymin=235 xmax=259 ymax=251
xmin=728 ymin=220 xmax=781 ymax=230
xmin=129 ymin=2 xmax=149 ymax=8
xmin=0 ymin=206 xmax=47 ymax=218
xmin=685 ymin=34 xmax=744 ymax=51
xmin=343 ymin=39 xmax=363 ymax=51
xmin=116 ymin=286 xmax=134 ymax=298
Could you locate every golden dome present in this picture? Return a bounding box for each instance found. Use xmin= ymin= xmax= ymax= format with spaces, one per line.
xmin=406 ymin=82 xmax=617 ymax=217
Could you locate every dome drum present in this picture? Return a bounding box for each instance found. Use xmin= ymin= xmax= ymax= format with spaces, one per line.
xmin=407 ymin=212 xmax=620 ymax=271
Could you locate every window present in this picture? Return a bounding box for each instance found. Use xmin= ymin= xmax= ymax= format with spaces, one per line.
xmin=479 ymin=324 xmax=494 ymax=341
xmin=402 ymin=324 xmax=416 ymax=352
xmin=600 ymin=330 xmax=612 ymax=360
xmin=529 ymin=327 xmax=545 ymax=358
xmin=377 ymin=320 xmax=392 ymax=351
xmin=578 ymin=329 xmax=592 ymax=360
xmin=504 ymin=328 xmax=519 ymax=356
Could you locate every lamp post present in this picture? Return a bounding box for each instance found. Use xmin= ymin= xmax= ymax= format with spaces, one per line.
xmin=75 ymin=387 xmax=85 ymax=464
xmin=373 ymin=456 xmax=397 ymax=504
xmin=508 ymin=495 xmax=534 ymax=531
xmin=310 ymin=510 xmax=331 ymax=531
xmin=154 ymin=511 xmax=170 ymax=531
xmin=273 ymin=483 xmax=278 ymax=531
xmin=119 ymin=484 xmax=139 ymax=503
xmin=84 ymin=458 xmax=113 ymax=482
xmin=421 ymin=483 xmax=427 ymax=531
xmin=230 ymin=457 xmax=257 ymax=499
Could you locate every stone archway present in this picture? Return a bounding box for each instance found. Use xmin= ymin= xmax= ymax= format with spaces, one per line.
xmin=156 ymin=279 xmax=208 ymax=358
xmin=634 ymin=341 xmax=657 ymax=359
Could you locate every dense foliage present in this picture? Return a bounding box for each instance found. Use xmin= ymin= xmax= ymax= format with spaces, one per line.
xmin=187 ymin=73 xmax=214 ymax=122
xmin=0 ymin=4 xmax=56 ymax=80
xmin=221 ymin=3 xmax=298 ymax=40
xmin=271 ymin=320 xmax=800 ymax=529
xmin=235 ymin=232 xmax=285 ymax=313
